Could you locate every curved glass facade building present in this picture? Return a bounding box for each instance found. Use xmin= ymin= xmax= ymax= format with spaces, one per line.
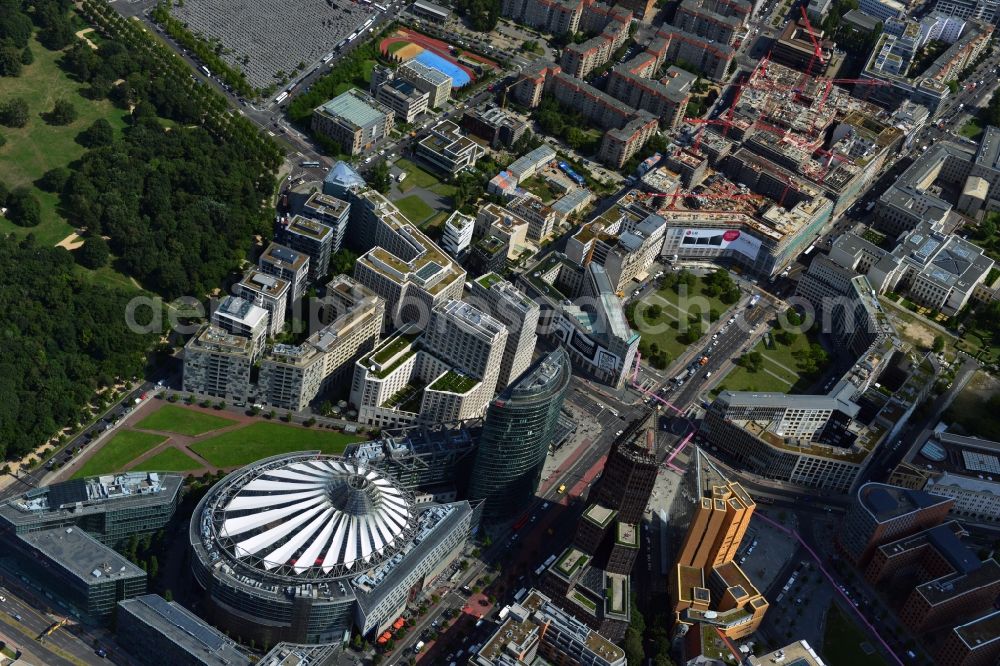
xmin=468 ymin=347 xmax=571 ymax=523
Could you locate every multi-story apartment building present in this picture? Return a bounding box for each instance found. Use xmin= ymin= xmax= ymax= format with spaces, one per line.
xmin=560 ymin=5 xmax=632 ymax=79
xmin=606 ymin=65 xmax=695 ymax=130
xmin=301 ymin=191 xmax=350 ymax=257
xmin=509 ymin=193 xmax=559 ymax=242
xmin=475 ymin=202 xmax=530 ymax=259
xmin=599 ymin=111 xmax=659 ymax=168
xmin=671 ymin=449 xmax=768 ymax=640
xmin=859 ymin=0 xmax=907 ymax=20
xmin=311 ymin=89 xmax=395 ymax=155
xmin=510 ymin=61 xmax=562 ymax=108
xmin=234 ymin=269 xmax=289 ymax=337
xmin=182 ymin=325 xmax=256 ymax=404
xmin=934 ymin=0 xmax=999 ymax=22
xmin=674 ymin=0 xmax=748 ymax=45
xmin=275 ymin=214 xmax=335 ymax=281
xmin=838 ymin=482 xmax=954 ymax=566
xmin=657 ymin=25 xmax=735 ymax=80
xmin=414 ymin=120 xmax=484 ymax=176
xmin=259 ymin=242 xmax=310 ymax=303
xmin=350 ymin=300 xmax=507 ymax=427
xmin=440 ymin=211 xmax=474 ymax=259
xmin=472 ymin=589 xmax=625 ymax=666
xmin=350 ymin=190 xmax=466 ymax=328
xmin=468 ymin=272 xmax=540 ymax=390
xmin=397 ymin=60 xmax=453 ymax=108
xmin=259 ymin=276 xmax=383 ymax=412
xmin=210 ymin=295 xmax=269 ymax=361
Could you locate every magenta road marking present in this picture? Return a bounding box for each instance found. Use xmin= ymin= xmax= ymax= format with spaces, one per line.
xmin=752 ymin=511 xmax=904 ymax=666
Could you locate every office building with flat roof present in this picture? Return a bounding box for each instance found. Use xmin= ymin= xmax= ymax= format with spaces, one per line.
xmin=415 ymin=120 xmax=485 ymax=176
xmin=747 ymin=640 xmax=828 ymax=666
xmin=183 ymin=325 xmax=256 ymax=404
xmin=117 ymin=594 xmax=251 ymax=666
xmin=472 ymin=588 xmax=625 ymax=666
xmin=507 ymin=144 xmax=558 ymax=183
xmin=671 ymin=449 xmax=768 ymax=640
xmin=351 ymin=190 xmax=466 ymax=329
xmin=592 ymin=422 xmax=659 ymax=524
xmin=469 ymin=272 xmax=540 ymax=390
xmin=397 ymin=60 xmax=452 ymax=108
xmin=468 ymin=348 xmax=571 ymax=524
xmin=259 ymin=242 xmax=310 ymax=303
xmin=0 ymin=472 xmax=183 ymax=546
xmin=519 ymin=258 xmax=640 ymax=390
xmin=259 ymin=275 xmax=384 ymax=412
xmin=211 ymin=295 xmax=269 ymax=361
xmin=462 ymin=105 xmax=527 ymax=148
xmin=374 ymin=78 xmax=429 ymax=124
xmin=235 ymin=270 xmax=289 ymax=337
xmin=937 ymin=610 xmax=1000 ymax=666
xmin=838 ymin=482 xmax=954 ymax=566
xmin=312 ymin=89 xmax=394 ymax=156
xmin=440 ymin=210 xmax=474 ymax=259
xmin=566 ymin=208 xmax=667 ymax=295
xmin=12 ymin=527 xmax=146 ymax=623
xmin=351 ymin=300 xmax=507 ymax=428
xmin=276 ymin=215 xmax=335 ymax=282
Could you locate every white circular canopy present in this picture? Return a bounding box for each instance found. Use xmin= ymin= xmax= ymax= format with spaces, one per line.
xmin=218 ymin=459 xmax=412 ymax=575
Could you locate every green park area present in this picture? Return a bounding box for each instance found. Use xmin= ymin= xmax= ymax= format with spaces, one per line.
xmin=718 ymin=322 xmax=826 ymax=394
xmin=132 ymin=447 xmax=203 ymax=473
xmin=960 ymin=117 xmax=984 ymax=139
xmin=822 ymin=605 xmax=888 ymax=666
xmin=627 ymin=270 xmax=740 ymax=369
xmin=135 ymin=404 xmax=236 ymax=436
xmin=0 ymin=33 xmax=128 ymax=246
xmin=73 ymin=431 xmax=167 ymax=478
xmin=190 ymin=422 xmax=362 ymax=468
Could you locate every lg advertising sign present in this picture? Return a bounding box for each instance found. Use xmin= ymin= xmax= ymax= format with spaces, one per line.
xmin=681 ymin=228 xmax=763 ymax=261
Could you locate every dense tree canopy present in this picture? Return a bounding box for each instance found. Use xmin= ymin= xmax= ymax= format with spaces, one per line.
xmin=0 ymin=235 xmax=154 ymax=461
xmin=6 ymin=186 xmax=40 ymax=227
xmin=453 ymin=0 xmax=499 ymax=32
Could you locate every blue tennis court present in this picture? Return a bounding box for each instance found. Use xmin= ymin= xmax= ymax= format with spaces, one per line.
xmin=413 ymin=50 xmax=471 ymax=87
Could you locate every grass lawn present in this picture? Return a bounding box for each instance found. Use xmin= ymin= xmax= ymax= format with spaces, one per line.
xmin=190 ymin=422 xmax=363 ymax=468
xmin=395 ymin=158 xmax=439 ymax=193
xmin=632 ymin=276 xmax=735 ymax=361
xmin=424 ymin=210 xmax=449 ymax=231
xmin=395 ymin=194 xmax=435 ymax=225
xmin=960 ymin=117 xmax=984 ymax=139
xmin=0 ymin=33 xmax=129 ymax=246
xmin=388 ymin=41 xmax=409 ymax=55
xmin=135 ymin=404 xmax=237 ymax=436
xmin=73 ymin=431 xmax=167 ymax=478
xmin=428 ymin=181 xmax=458 ymax=198
xmin=131 ymin=447 xmax=203 ymax=473
xmin=823 ymin=604 xmax=888 ymax=666
xmin=521 ymin=175 xmax=560 ymax=203
xmin=718 ymin=331 xmax=815 ymax=394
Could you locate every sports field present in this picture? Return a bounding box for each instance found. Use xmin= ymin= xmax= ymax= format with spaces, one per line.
xmin=72 ymin=431 xmax=167 ymax=478
xmin=135 ymin=405 xmax=236 ymax=436
xmin=190 ymin=422 xmax=363 ymax=468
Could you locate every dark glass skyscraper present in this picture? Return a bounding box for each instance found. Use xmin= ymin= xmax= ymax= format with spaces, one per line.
xmin=468 ymin=347 xmax=571 ymax=523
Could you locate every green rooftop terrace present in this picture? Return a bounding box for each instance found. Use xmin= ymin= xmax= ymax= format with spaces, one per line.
xmin=428 ymin=370 xmax=478 ymax=394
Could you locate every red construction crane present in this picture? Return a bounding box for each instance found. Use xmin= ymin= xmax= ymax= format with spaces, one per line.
xmin=798 ymin=5 xmax=825 ymax=83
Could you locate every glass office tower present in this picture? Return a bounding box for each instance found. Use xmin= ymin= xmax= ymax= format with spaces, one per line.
xmin=468 ymin=347 xmax=571 ymax=523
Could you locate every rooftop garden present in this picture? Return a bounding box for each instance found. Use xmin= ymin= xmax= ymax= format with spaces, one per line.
xmin=476 ymin=272 xmax=504 ymax=290
xmin=370 ymin=331 xmax=419 ymax=365
xmin=429 ymin=371 xmax=478 ymax=394
xmin=572 ymin=590 xmax=598 ymax=613
xmin=383 ymin=383 xmax=425 ymax=410
xmin=555 ymin=549 xmax=589 ymax=577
